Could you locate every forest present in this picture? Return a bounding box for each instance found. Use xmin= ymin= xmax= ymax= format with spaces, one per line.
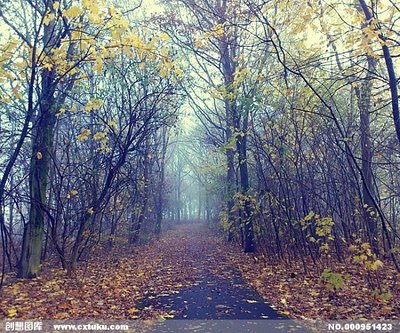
xmin=0 ymin=0 xmax=399 ymax=329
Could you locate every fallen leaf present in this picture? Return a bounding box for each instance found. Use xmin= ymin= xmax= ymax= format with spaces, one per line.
xmin=246 ymin=299 xmax=258 ymax=304
xmin=8 ymin=308 xmax=17 ymax=318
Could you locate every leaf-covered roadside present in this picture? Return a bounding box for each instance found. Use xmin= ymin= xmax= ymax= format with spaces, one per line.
xmin=223 ymin=244 xmax=400 ymax=320
xmin=0 ymin=227 xmax=201 ymax=320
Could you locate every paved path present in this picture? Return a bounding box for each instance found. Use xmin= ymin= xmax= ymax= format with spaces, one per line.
xmin=137 ymin=224 xmax=308 ymax=332
xmin=140 ymin=268 xmax=286 ymax=320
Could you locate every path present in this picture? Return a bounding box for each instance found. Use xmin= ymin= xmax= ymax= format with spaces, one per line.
xmin=0 ymin=223 xmax=307 ymax=332
xmin=138 ymin=224 xmax=308 ymax=332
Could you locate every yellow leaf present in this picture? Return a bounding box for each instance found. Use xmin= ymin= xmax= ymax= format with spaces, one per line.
xmin=66 ymin=189 xmax=78 ymax=199
xmin=119 ymin=18 xmax=129 ymax=29
xmin=92 ymin=58 xmax=104 ymax=74
xmin=210 ymin=24 xmax=225 ymax=38
xmin=278 ymin=310 xmax=290 ymax=316
xmin=107 ymin=120 xmax=117 ymax=130
xmin=84 ymin=98 xmax=103 ymax=111
xmin=93 ymin=131 xmax=107 ymax=140
xmin=127 ymin=308 xmax=139 ymax=314
xmin=42 ymin=62 xmax=53 ymax=71
xmin=76 ymin=128 xmax=91 ymax=141
xmin=174 ymin=67 xmax=183 ymax=77
xmin=108 ymin=6 xmax=118 ymax=16
xmin=159 ymin=67 xmax=168 ymax=78
xmin=160 ymin=47 xmax=169 ymax=57
xmin=8 ymin=308 xmax=17 ymax=318
xmin=63 ymin=6 xmax=83 ymax=19
xmin=88 ymin=13 xmax=102 ymax=25
xmin=56 ymin=108 xmax=66 ymax=117
xmin=304 ymin=211 xmax=315 ymax=221
xmin=371 ymin=259 xmax=384 ymax=271
xmin=160 ymin=32 xmax=170 ymax=41
xmin=194 ymin=40 xmax=204 ymax=48
xmin=43 ymin=12 xmax=55 ymax=25
xmin=82 ymin=0 xmax=92 ymax=8
xmin=280 ymin=298 xmax=287 ymax=306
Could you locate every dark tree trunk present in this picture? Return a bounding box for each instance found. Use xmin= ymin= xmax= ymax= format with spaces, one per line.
xmin=355 ymin=56 xmax=379 ymax=254
xmin=235 ymin=111 xmax=255 ymax=252
xmin=130 ymin=142 xmax=150 ymax=244
xmin=19 ymin=68 xmax=56 ymax=277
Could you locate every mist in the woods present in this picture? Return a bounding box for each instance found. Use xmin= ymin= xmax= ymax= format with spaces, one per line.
xmin=0 ymin=0 xmax=399 ymax=328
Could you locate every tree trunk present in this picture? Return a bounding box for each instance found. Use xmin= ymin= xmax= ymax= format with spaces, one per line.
xmin=358 ymin=0 xmax=400 ymax=144
xmin=19 ymin=79 xmax=56 ymax=277
xmin=130 ymin=143 xmax=150 ymax=244
xmin=355 ymin=56 xmax=379 ymax=253
xmin=235 ymin=112 xmax=255 ymax=252
xmin=18 ymin=6 xmax=61 ymax=278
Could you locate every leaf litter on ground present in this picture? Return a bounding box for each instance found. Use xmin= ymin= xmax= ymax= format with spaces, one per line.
xmin=0 ymin=224 xmax=398 ymax=321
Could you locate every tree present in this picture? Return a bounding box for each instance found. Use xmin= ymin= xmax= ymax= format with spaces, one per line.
xmin=0 ymin=0 xmax=183 ymax=278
